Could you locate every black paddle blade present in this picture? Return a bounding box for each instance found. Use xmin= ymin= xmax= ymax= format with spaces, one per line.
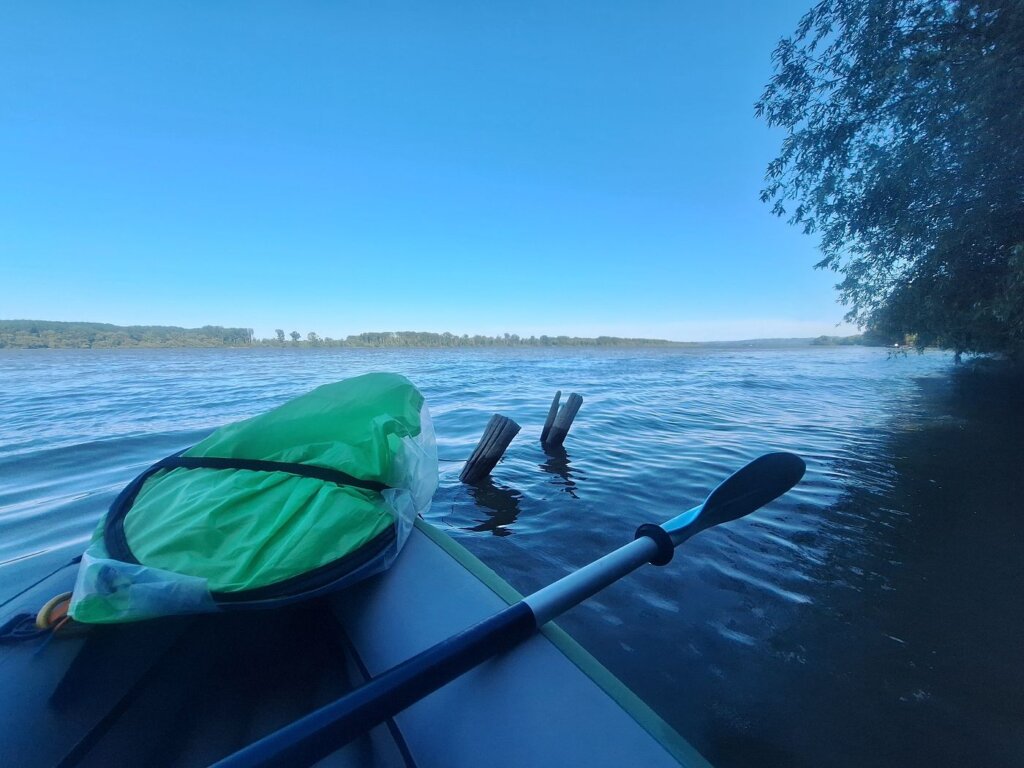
xmin=665 ymin=452 xmax=805 ymax=541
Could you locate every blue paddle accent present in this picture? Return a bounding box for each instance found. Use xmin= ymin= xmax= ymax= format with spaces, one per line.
xmin=663 ymin=452 xmax=806 ymax=541
xmin=213 ymin=452 xmax=805 ymax=767
xmin=661 ymin=505 xmax=701 ymax=536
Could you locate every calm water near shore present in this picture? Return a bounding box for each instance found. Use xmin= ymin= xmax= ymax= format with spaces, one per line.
xmin=1 ymin=346 xmax=1021 ymax=767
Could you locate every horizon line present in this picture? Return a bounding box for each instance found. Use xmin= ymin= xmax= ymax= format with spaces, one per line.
xmin=0 ymin=318 xmax=863 ymax=347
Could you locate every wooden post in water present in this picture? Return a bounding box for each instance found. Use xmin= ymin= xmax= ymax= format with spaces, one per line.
xmin=540 ymin=391 xmax=561 ymax=445
xmin=460 ymin=414 xmax=521 ymax=484
xmin=543 ymin=392 xmax=583 ymax=448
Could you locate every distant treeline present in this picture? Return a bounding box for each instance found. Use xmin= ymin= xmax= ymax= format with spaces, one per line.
xmin=0 ymin=320 xmax=254 ymax=349
xmin=1 ymin=320 xmax=897 ymax=350
xmin=0 ymin=321 xmax=690 ymax=349
xmin=258 ymin=330 xmax=694 ymax=348
xmin=810 ymin=331 xmax=899 ymax=347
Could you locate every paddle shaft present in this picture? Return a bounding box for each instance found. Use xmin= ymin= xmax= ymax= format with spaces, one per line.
xmin=213 ymin=535 xmax=661 ymax=767
xmin=215 ymin=452 xmax=806 ymax=767
xmin=525 ymin=536 xmax=659 ymax=624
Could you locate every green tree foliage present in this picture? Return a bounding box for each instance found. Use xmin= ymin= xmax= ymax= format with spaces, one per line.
xmin=757 ymin=0 xmax=1024 ymax=357
xmin=275 ymin=329 xmax=285 ymax=343
xmin=289 ymin=331 xmax=300 ymax=343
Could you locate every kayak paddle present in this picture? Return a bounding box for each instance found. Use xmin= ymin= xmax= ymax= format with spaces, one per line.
xmin=214 ymin=452 xmax=805 ymax=767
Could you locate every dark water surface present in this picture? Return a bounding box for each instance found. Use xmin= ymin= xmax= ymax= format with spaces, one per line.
xmin=1 ymin=347 xmax=1021 ymax=767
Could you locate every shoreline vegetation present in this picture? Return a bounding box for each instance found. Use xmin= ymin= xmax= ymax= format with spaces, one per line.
xmin=758 ymin=1 xmax=1023 ymax=360
xmin=0 ymin=320 xmax=886 ymax=350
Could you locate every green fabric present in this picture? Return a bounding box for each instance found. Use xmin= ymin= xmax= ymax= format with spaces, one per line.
xmin=121 ymin=373 xmax=424 ymax=593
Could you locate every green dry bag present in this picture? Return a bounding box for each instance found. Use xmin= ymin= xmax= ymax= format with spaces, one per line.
xmin=69 ymin=372 xmax=437 ymax=623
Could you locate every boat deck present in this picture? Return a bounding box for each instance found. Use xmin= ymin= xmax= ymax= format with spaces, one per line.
xmin=0 ymin=519 xmax=710 ymax=767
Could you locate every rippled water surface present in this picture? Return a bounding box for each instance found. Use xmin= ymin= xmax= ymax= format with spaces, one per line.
xmin=2 ymin=347 xmax=1022 ymax=767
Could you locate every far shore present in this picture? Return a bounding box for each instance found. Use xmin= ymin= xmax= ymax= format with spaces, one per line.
xmin=0 ymin=320 xmax=880 ymax=351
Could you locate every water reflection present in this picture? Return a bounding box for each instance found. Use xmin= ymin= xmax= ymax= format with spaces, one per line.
xmin=461 ymin=479 xmax=523 ymax=536
xmin=539 ymin=445 xmax=582 ymax=498
xmin=635 ymin=364 xmax=1024 ymax=768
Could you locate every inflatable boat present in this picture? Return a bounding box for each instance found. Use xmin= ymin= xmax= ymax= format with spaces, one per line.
xmin=0 ymin=514 xmax=713 ymax=767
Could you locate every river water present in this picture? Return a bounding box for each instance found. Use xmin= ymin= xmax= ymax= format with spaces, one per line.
xmin=1 ymin=346 xmax=1021 ymax=767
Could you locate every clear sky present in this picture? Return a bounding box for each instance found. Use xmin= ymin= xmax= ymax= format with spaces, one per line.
xmin=0 ymin=2 xmax=854 ymax=342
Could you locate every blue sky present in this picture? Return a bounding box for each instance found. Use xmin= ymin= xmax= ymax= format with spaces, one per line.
xmin=0 ymin=2 xmax=853 ymax=342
